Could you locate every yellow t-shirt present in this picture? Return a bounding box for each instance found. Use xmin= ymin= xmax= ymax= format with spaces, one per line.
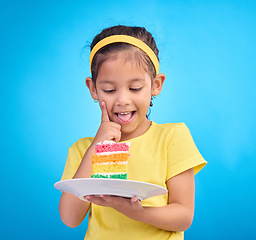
xmin=61 ymin=122 xmax=207 ymax=240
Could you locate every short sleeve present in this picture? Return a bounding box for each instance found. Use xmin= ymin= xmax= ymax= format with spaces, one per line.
xmin=166 ymin=123 xmax=207 ymax=181
xmin=61 ymin=137 xmax=94 ymax=180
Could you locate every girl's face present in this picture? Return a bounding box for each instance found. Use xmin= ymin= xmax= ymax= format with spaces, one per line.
xmin=86 ymin=53 xmax=165 ymax=141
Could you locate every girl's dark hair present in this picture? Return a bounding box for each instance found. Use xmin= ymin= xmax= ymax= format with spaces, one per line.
xmin=90 ymin=25 xmax=159 ymax=84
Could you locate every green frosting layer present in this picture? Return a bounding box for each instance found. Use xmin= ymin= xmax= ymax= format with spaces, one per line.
xmin=91 ymin=173 xmax=127 ymax=179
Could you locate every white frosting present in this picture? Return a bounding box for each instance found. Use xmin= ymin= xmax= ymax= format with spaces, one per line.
xmin=96 ymin=140 xmax=131 ymax=147
xmin=96 ymin=140 xmax=115 ymax=145
xmin=96 ymin=151 xmax=129 ymax=156
xmin=93 ymin=161 xmax=128 ymax=166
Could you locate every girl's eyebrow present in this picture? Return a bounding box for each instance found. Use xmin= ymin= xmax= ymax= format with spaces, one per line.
xmin=98 ymin=78 xmax=145 ymax=84
xmin=97 ymin=80 xmax=114 ymax=84
xmin=129 ymin=78 xmax=145 ymax=83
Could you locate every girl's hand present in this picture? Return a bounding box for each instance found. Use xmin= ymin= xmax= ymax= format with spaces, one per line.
xmin=92 ymin=101 xmax=121 ymax=144
xmin=84 ymin=195 xmax=143 ymax=221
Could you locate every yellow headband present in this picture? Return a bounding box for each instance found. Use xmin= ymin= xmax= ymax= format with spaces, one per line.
xmin=89 ymin=35 xmax=159 ymax=74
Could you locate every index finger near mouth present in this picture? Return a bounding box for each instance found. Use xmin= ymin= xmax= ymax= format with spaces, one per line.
xmin=101 ymin=101 xmax=110 ymax=122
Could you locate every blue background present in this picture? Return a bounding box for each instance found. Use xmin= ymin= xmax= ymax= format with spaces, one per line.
xmin=1 ymin=0 xmax=255 ymax=239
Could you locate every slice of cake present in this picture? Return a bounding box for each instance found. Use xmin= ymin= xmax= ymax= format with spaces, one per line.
xmin=91 ymin=140 xmax=131 ymax=179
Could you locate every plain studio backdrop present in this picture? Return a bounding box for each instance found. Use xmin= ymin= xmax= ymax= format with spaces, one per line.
xmin=1 ymin=0 xmax=255 ymax=239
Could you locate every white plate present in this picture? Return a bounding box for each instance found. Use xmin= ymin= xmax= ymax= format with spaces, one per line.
xmin=54 ymin=178 xmax=168 ymax=201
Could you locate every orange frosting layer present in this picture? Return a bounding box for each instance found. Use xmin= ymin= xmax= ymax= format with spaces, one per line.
xmin=92 ymin=153 xmax=129 ymax=163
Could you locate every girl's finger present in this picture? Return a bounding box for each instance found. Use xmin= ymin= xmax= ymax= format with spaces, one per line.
xmin=131 ymin=196 xmax=140 ymax=204
xmin=101 ymin=101 xmax=110 ymax=122
xmin=112 ymin=133 xmax=121 ymax=142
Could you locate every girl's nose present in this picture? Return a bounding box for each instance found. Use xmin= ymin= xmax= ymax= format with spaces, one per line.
xmin=115 ymin=91 xmax=132 ymax=106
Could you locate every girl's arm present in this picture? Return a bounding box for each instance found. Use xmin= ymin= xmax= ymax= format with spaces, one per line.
xmin=59 ymin=101 xmax=122 ymax=228
xmin=137 ymin=168 xmax=195 ymax=231
xmin=59 ymin=145 xmax=94 ymax=228
xmin=86 ymin=168 xmax=195 ymax=231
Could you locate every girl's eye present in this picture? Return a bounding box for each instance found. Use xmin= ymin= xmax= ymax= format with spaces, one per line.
xmin=103 ymin=89 xmax=116 ymax=93
xmin=130 ymin=87 xmax=143 ymax=92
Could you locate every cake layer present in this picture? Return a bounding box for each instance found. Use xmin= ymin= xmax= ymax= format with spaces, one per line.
xmin=92 ymin=153 xmax=129 ymax=164
xmin=91 ymin=173 xmax=127 ymax=179
xmin=92 ymin=163 xmax=127 ymax=174
xmin=95 ymin=141 xmax=130 ymax=153
xmin=91 ymin=141 xmax=130 ymax=180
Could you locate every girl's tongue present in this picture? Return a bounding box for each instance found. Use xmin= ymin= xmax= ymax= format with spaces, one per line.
xmin=117 ymin=112 xmax=133 ymax=122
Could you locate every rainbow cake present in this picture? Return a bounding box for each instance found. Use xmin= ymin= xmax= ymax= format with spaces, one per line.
xmin=91 ymin=140 xmax=131 ymax=179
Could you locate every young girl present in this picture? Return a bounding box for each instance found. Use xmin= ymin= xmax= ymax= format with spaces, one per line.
xmin=59 ymin=25 xmax=207 ymax=240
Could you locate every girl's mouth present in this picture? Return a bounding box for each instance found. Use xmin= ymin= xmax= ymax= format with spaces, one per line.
xmin=115 ymin=111 xmax=135 ymax=124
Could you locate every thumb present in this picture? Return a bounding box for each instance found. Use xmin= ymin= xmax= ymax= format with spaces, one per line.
xmin=101 ymin=101 xmax=110 ymax=122
xmin=131 ymin=196 xmax=141 ymax=204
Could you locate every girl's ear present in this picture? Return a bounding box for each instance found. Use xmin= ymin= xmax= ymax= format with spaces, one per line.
xmin=152 ymin=73 xmax=166 ymax=96
xmin=85 ymin=77 xmax=98 ymax=100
